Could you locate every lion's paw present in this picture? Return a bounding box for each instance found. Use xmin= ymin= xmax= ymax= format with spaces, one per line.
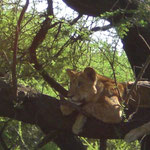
xmin=60 ymin=105 xmax=74 ymax=116
xmin=72 ymin=115 xmax=87 ymax=135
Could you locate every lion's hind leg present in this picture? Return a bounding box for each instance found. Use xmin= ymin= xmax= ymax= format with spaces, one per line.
xmin=83 ymin=96 xmax=122 ymax=123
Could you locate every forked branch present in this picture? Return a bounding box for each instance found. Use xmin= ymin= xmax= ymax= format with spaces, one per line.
xmin=28 ymin=0 xmax=68 ymax=97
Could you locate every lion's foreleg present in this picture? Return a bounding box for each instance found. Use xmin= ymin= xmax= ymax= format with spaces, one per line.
xmin=72 ymin=113 xmax=87 ymax=134
xmin=60 ymin=104 xmax=75 ymax=116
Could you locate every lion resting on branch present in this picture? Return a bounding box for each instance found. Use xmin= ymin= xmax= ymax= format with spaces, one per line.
xmin=60 ymin=67 xmax=150 ymax=142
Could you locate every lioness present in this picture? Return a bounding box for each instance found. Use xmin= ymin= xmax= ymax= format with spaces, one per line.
xmin=60 ymin=67 xmax=127 ymax=134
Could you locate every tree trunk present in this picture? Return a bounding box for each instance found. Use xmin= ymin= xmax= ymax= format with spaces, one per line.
xmin=122 ymin=26 xmax=150 ymax=80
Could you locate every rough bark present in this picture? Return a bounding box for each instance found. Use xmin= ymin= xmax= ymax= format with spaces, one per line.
xmin=122 ymin=26 xmax=150 ymax=80
xmin=0 ymin=80 xmax=150 ymax=149
xmin=62 ymin=0 xmax=137 ymax=17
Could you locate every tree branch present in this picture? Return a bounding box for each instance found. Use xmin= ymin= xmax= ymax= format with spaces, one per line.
xmin=69 ymin=14 xmax=83 ymax=25
xmin=62 ymin=0 xmax=137 ymax=18
xmin=0 ymin=80 xmax=150 ymax=140
xmin=28 ymin=2 xmax=68 ymax=97
xmin=91 ymin=24 xmax=112 ymax=32
xmin=47 ymin=0 xmax=54 ymax=16
xmin=12 ymin=0 xmax=29 ymax=101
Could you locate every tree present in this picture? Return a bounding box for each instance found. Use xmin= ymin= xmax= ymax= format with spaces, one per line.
xmin=0 ymin=0 xmax=150 ymax=149
xmin=62 ymin=0 xmax=150 ymax=80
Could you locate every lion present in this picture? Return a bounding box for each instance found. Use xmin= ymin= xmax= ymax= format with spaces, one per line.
xmin=124 ymin=81 xmax=150 ymax=142
xmin=60 ymin=67 xmax=150 ymax=140
xmin=60 ymin=67 xmax=128 ymax=134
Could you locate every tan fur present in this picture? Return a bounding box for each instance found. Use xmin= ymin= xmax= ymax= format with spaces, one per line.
xmin=60 ymin=67 xmax=127 ymax=134
xmin=60 ymin=67 xmax=150 ymax=138
xmin=124 ymin=81 xmax=150 ymax=142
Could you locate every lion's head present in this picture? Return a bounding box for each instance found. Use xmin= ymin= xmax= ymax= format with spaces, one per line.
xmin=66 ymin=67 xmax=98 ymax=105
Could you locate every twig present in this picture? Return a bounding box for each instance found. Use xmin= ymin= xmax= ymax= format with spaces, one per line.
xmin=53 ymin=32 xmax=81 ymax=58
xmin=91 ymin=24 xmax=112 ymax=32
xmin=12 ymin=0 xmax=29 ymax=101
xmin=49 ymin=22 xmax=62 ymax=50
xmin=110 ymin=39 xmax=122 ymax=100
xmin=99 ymin=44 xmax=122 ymax=100
xmin=139 ymin=34 xmax=150 ymax=51
xmin=70 ymin=14 xmax=83 ymax=25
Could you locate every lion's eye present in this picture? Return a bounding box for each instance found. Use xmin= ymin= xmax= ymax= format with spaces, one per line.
xmin=78 ymin=81 xmax=83 ymax=87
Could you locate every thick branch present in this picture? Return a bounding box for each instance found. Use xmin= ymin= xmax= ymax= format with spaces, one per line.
xmin=0 ymin=80 xmax=150 ymax=140
xmin=122 ymin=26 xmax=150 ymax=80
xmin=62 ymin=0 xmax=137 ymax=18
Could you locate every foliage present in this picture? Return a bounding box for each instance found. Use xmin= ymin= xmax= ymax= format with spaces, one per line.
xmin=0 ymin=118 xmax=43 ymax=149
xmin=100 ymin=0 xmax=150 ymax=39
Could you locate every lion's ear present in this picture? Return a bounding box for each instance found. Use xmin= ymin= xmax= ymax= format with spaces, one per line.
xmin=84 ymin=67 xmax=96 ymax=82
xmin=66 ymin=69 xmax=76 ymax=79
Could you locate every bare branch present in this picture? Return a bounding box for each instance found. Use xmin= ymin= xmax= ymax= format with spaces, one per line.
xmin=28 ymin=3 xmax=68 ymax=97
xmin=91 ymin=24 xmax=112 ymax=32
xmin=69 ymin=14 xmax=83 ymax=25
xmin=12 ymin=0 xmax=29 ymax=101
xmin=53 ymin=33 xmax=82 ymax=58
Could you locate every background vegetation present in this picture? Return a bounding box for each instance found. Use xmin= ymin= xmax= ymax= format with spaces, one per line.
xmin=1 ymin=0 xmax=149 ymax=149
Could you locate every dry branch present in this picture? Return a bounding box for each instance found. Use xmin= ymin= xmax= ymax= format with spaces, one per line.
xmin=91 ymin=24 xmax=112 ymax=32
xmin=28 ymin=1 xmax=68 ymax=97
xmin=12 ymin=0 xmax=29 ymax=101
